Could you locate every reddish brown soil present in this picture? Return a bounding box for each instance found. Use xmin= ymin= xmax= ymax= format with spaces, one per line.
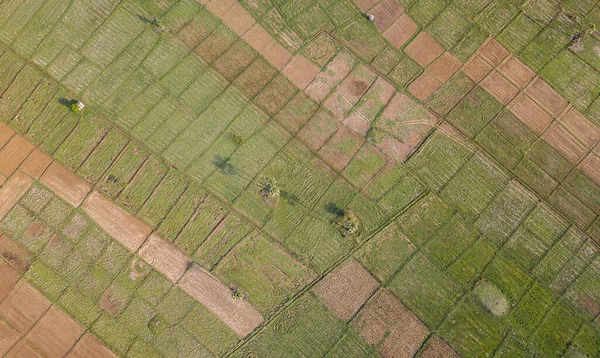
xmin=525 ymin=77 xmax=568 ymax=117
xmin=408 ymin=72 xmax=441 ymax=101
xmin=0 ymin=123 xmax=15 ymax=148
xmin=428 ymin=52 xmax=461 ymax=83
xmin=19 ymin=148 xmax=52 ymax=179
xmin=318 ymin=126 xmax=364 ymax=172
xmin=0 ymin=281 xmax=51 ymax=334
xmin=26 ymin=306 xmax=84 ymax=357
xmin=462 ymin=55 xmax=492 ymax=83
xmin=404 ymin=32 xmax=444 ymax=67
xmin=498 ymin=55 xmax=535 ymax=89
xmin=579 ymin=154 xmax=600 ymax=185
xmin=421 ymin=336 xmax=460 ymax=358
xmin=0 ymin=172 xmax=33 ymax=219
xmin=480 ymin=70 xmax=518 ymax=105
xmin=0 ymin=135 xmax=34 ymax=177
xmin=261 ymin=41 xmax=292 ymax=70
xmin=0 ymin=260 xmax=20 ymax=303
xmin=384 ymin=14 xmax=418 ymax=48
xmin=371 ymin=0 xmax=405 ymax=32
xmin=0 ymin=234 xmax=31 ymax=273
xmin=206 ymin=0 xmax=236 ymax=17
xmin=242 ymin=24 xmax=273 ymax=52
xmin=543 ymin=123 xmax=587 ymax=165
xmin=0 ymin=321 xmax=19 ymax=356
xmin=82 ymin=191 xmax=151 ymax=253
xmin=66 ymin=333 xmax=117 ymax=358
xmin=222 ymin=4 xmax=256 ymax=36
xmin=40 ymin=162 xmax=91 ymax=207
xmin=352 ymin=289 xmax=429 ymax=358
xmin=139 ymin=233 xmax=192 ymax=283
xmin=560 ymin=106 xmax=600 ymax=149
xmin=478 ymin=37 xmax=509 ymax=66
xmin=313 ymin=259 xmax=379 ymax=320
xmin=508 ymin=93 xmax=553 ymax=136
xmin=283 ymin=54 xmax=321 ymax=90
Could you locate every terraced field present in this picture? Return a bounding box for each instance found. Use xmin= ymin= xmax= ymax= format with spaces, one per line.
xmin=2 ymin=0 xmax=600 ymax=356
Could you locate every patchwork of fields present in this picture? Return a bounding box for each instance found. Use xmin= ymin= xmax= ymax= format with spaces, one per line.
xmin=2 ymin=0 xmax=600 ymax=356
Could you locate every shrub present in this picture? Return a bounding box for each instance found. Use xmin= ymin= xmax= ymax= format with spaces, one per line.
xmin=262 ymin=177 xmax=280 ymax=199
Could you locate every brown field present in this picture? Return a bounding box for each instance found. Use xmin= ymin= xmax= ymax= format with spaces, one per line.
xmin=139 ymin=233 xmax=192 ymax=283
xmin=313 ymin=259 xmax=379 ymax=321
xmin=419 ymin=336 xmax=460 ymax=358
xmin=352 ymin=289 xmax=429 ymax=358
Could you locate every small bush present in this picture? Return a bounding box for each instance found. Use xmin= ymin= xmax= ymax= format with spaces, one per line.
xmin=262 ymin=177 xmax=280 ymax=199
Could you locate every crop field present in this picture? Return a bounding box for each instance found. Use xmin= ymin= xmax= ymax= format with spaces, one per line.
xmin=2 ymin=0 xmax=600 ymax=357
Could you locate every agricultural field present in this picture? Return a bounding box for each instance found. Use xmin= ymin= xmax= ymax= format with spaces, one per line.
xmin=2 ymin=0 xmax=600 ymax=357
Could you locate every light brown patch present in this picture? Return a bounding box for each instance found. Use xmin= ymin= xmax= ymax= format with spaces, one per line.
xmin=66 ymin=333 xmax=117 ymax=358
xmin=26 ymin=306 xmax=84 ymax=357
xmin=0 ymin=281 xmax=51 ymax=334
xmin=325 ymin=64 xmax=377 ymax=119
xmin=82 ymin=191 xmax=151 ymax=253
xmin=318 ymin=126 xmax=364 ymax=172
xmin=580 ymin=154 xmax=600 ymax=185
xmin=0 ymin=135 xmax=34 ymax=177
xmin=404 ymin=32 xmax=444 ymax=67
xmin=408 ymin=72 xmax=441 ymax=101
xmin=282 ymin=54 xmax=321 ymax=89
xmin=19 ymin=148 xmax=52 ymax=179
xmin=0 ymin=171 xmax=33 ymax=219
xmin=355 ymin=0 xmax=380 ymax=11
xmin=543 ymin=123 xmax=587 ymax=165
xmin=99 ymin=289 xmax=124 ymax=317
xmin=139 ymin=233 xmax=192 ymax=283
xmin=0 ymin=123 xmax=15 ymax=149
xmin=222 ymin=4 xmax=256 ymax=36
xmin=462 ymin=55 xmax=492 ymax=83
xmin=421 ymin=336 xmax=460 ymax=358
xmin=5 ymin=340 xmax=42 ymax=358
xmin=242 ymin=24 xmax=273 ymax=52
xmin=480 ymin=70 xmax=518 ymax=105
xmin=559 ymin=106 xmax=600 ymax=149
xmin=40 ymin=162 xmax=91 ymax=207
xmin=427 ymin=52 xmax=461 ymax=83
xmin=344 ymin=77 xmax=396 ymax=135
xmin=313 ymin=259 xmax=379 ymax=320
xmin=525 ymin=77 xmax=568 ymax=117
xmin=371 ymin=0 xmax=405 ymax=32
xmin=306 ymin=51 xmax=354 ymax=102
xmin=384 ymin=14 xmax=418 ymax=49
xmin=352 ymin=290 xmax=429 ymax=358
xmin=297 ymin=110 xmax=341 ymax=151
xmin=262 ymin=41 xmax=293 ymax=70
xmin=0 ymin=235 xmax=31 ymax=273
xmin=478 ymin=37 xmax=509 ymax=66
xmin=508 ymin=93 xmax=553 ymax=135
xmin=179 ymin=264 xmax=264 ymax=337
xmin=498 ymin=55 xmax=535 ymax=88
xmin=0 ymin=321 xmax=19 ymax=357
xmin=206 ymin=0 xmax=236 ymax=17
xmin=376 ymin=134 xmax=420 ymax=162
xmin=0 ymin=260 xmax=20 ymax=303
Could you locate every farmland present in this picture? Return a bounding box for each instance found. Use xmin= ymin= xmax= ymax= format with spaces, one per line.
xmin=1 ymin=0 xmax=600 ymax=356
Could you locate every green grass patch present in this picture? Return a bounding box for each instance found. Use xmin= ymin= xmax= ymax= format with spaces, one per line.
xmin=194 ymin=213 xmax=253 ymax=268
xmin=513 ymin=158 xmax=558 ymax=198
xmin=427 ymin=72 xmax=475 ymax=116
xmin=447 ymin=87 xmax=503 ymax=138
xmin=175 ymin=195 xmax=228 ymax=256
xmin=447 ymin=238 xmax=496 ymax=288
xmin=533 ymin=228 xmax=584 ymax=285
xmin=77 ymin=129 xmax=129 ymax=184
xmin=481 ymin=255 xmax=531 ymax=305
xmin=138 ymin=169 xmax=187 ymax=228
xmin=117 ymin=156 xmax=166 ymax=214
xmin=54 ymin=115 xmax=110 ymax=171
xmin=388 ymin=55 xmax=422 ymax=88
xmin=474 ymin=0 xmax=518 ymax=35
xmin=530 ymin=303 xmax=581 ymax=356
xmin=97 ymin=143 xmax=148 ymax=199
xmin=399 ymin=193 xmax=453 ymax=247
xmin=335 ymin=19 xmax=388 ymax=63
xmin=388 ymin=254 xmax=462 ymax=327
xmin=180 ymin=302 xmax=239 ymax=356
xmin=497 ymin=14 xmax=542 ymax=54
xmin=427 ymin=5 xmax=472 ymax=49
xmin=422 ymin=215 xmax=478 ymax=268
xmin=409 ymin=0 xmax=448 ymax=27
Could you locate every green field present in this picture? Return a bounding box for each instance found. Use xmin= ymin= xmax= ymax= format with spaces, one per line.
xmin=2 ymin=0 xmax=600 ymax=356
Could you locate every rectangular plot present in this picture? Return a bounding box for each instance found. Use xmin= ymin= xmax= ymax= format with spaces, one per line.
xmin=10 ymin=78 xmax=57 ymax=134
xmin=175 ymin=195 xmax=228 ymax=256
xmin=362 ymin=161 xmax=407 ymax=200
xmin=82 ymin=7 xmax=147 ymax=68
xmin=159 ymin=54 xmax=206 ymax=98
xmin=530 ymin=303 xmax=581 ymax=356
xmin=476 ymin=180 xmax=537 ymax=247
xmin=549 ymin=186 xmax=596 ymax=229
xmin=46 ymin=46 xmax=82 ymax=82
xmin=526 ymin=140 xmax=573 ymax=181
xmin=406 ymin=129 xmax=473 ymax=191
xmin=216 ymin=231 xmax=315 ymax=314
xmin=142 ymin=35 xmax=189 ymax=79
xmin=96 ymin=143 xmax=149 ymax=199
xmin=507 ymin=282 xmax=554 ymax=337
xmin=138 ymin=170 xmax=187 ymax=228
xmin=440 ymin=154 xmax=508 ymax=221
xmin=54 ymin=115 xmax=110 ymax=171
xmin=475 ymin=124 xmax=523 ymax=169
xmin=314 ymin=177 xmax=357 ymax=222
xmin=147 ymin=108 xmax=195 ymax=153
xmin=117 ymin=156 xmax=166 ymax=213
xmin=447 ymin=238 xmax=496 ymax=287
xmin=77 ymin=129 xmax=129 ymax=184
xmin=161 ymin=0 xmax=202 ymax=33
xmin=102 ymin=67 xmax=154 ymax=117
xmin=83 ymin=28 xmax=159 ymax=104
xmin=195 ymin=213 xmax=253 ymax=268
xmin=115 ymin=82 xmax=167 ymax=129
xmin=564 ymin=171 xmax=600 ymax=212
xmin=0 ymin=0 xmax=45 ymax=44
xmin=422 ymin=215 xmax=478 ymax=269
xmin=25 ymin=89 xmax=71 ymax=145
xmin=482 ymin=255 xmax=531 ymax=305
xmin=285 ymin=158 xmax=337 ymax=209
xmin=389 ymin=254 xmax=463 ymax=327
xmin=179 ymin=70 xmax=228 ymax=116
xmin=61 ymin=59 xmax=103 ymax=94
xmin=158 ymin=185 xmax=206 ymax=242
xmin=399 ymin=193 xmax=453 ymax=247
xmin=0 ymin=50 xmax=25 ymax=92
xmin=522 ymin=202 xmax=569 ymax=246
xmin=378 ymin=174 xmax=426 ymax=214
xmin=564 ymin=256 xmax=600 ymax=319
xmin=10 ymin=0 xmax=69 ymax=59
xmin=0 ymin=66 xmax=42 ymax=121
xmin=40 ymin=113 xmax=79 ymax=155
xmin=551 ymin=241 xmax=596 ymax=293
xmin=502 ymin=226 xmax=549 ymax=271
xmin=533 ymin=229 xmax=585 ymax=285
xmin=513 ymin=158 xmax=558 ymax=199
xmin=163 ymin=89 xmax=247 ymax=168
xmin=131 ymin=97 xmax=177 ymax=142
xmin=447 ymin=87 xmax=503 ymax=139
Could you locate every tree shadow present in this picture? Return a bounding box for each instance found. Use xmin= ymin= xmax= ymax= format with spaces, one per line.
xmin=212 ymin=155 xmax=236 ymax=176
xmin=58 ymin=97 xmax=77 ymax=109
xmin=324 ymin=202 xmax=344 ymax=217
xmin=280 ymin=190 xmax=299 ymax=206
